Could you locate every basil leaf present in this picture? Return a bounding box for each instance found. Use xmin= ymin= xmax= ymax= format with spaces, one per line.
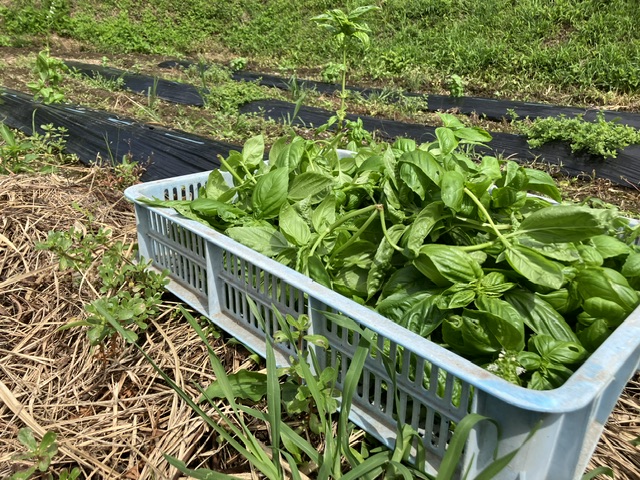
xmin=288 ymin=172 xmax=334 ymax=201
xmin=530 ymin=335 xmax=587 ymax=365
xmin=402 ymin=295 xmax=446 ymax=337
xmin=226 ymin=225 xmax=291 ymax=257
xmin=204 ymin=169 xmax=232 ymax=199
xmin=279 ymin=203 xmax=311 ymax=246
xmin=504 ymin=290 xmax=578 ymax=342
xmin=622 ymin=252 xmax=640 ymax=277
xmin=191 ymin=197 xmax=245 ymax=222
xmin=435 ymin=127 xmax=458 ymax=155
xmin=441 ymin=170 xmax=465 ymax=212
xmin=517 ymin=205 xmax=606 ymax=243
xmin=453 ymin=126 xmax=492 ymax=144
xmin=273 ymin=135 xmax=305 ymax=172
xmin=252 ymin=168 xmax=289 ymax=219
xmin=399 ymin=162 xmax=429 ymax=200
xmin=439 ymin=113 xmax=465 ymax=130
xmin=403 ymin=201 xmax=445 ymax=258
xmin=583 ymin=297 xmax=629 ymax=326
xmin=590 ymin=235 xmax=632 ymax=259
xmin=307 ymin=254 xmax=332 ymax=288
xmin=311 ymin=194 xmax=336 ymax=233
xmin=367 ymin=224 xmax=405 ymax=299
xmin=518 ymin=236 xmax=581 ymax=263
xmin=398 ymin=149 xmax=442 ymax=186
xmin=333 ymin=266 xmax=368 ymax=299
xmin=577 ymin=318 xmax=611 ymax=352
xmin=475 ymin=295 xmax=525 ymax=352
xmin=576 ymin=244 xmax=604 ymax=266
xmin=505 ymin=244 xmax=565 ymax=289
xmin=416 ymin=244 xmax=484 ymax=286
xmin=523 ymin=168 xmax=562 ymax=203
xmin=575 ymin=266 xmax=639 ymax=313
xmin=242 ymin=135 xmax=265 ymax=170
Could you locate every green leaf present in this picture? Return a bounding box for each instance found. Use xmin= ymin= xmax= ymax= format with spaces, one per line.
xmin=398 ymin=149 xmax=442 ymax=185
xmin=590 ymin=234 xmax=631 ymax=258
xmin=273 ymin=135 xmax=305 ymax=172
xmin=416 ymin=244 xmax=484 ymax=285
xmin=165 ymin=455 xmax=247 ymax=479
xmin=505 ymin=244 xmax=564 ymax=289
xmin=279 ymin=203 xmax=311 ymax=246
xmin=505 ymin=290 xmax=578 ymax=342
xmin=523 ymin=168 xmax=562 ymax=202
xmin=622 ymin=252 xmax=640 ymax=277
xmin=311 ymin=194 xmax=336 ymax=233
xmin=17 ymin=428 xmax=38 ymax=451
xmin=367 ymin=224 xmax=405 ymax=299
xmin=581 ymin=466 xmax=615 ymax=480
xmin=403 ymin=201 xmax=445 ymax=258
xmin=204 ymin=169 xmax=231 ymax=199
xmin=199 ymin=370 xmax=268 ymax=403
xmin=242 ymin=135 xmax=265 ymax=170
xmin=191 ymin=198 xmax=245 ymax=222
xmin=226 ymin=226 xmax=291 ymax=257
xmin=576 ymin=266 xmax=638 ymax=313
xmin=402 ymin=294 xmax=446 ymax=337
xmin=440 ymin=170 xmax=465 ymax=211
xmin=475 ymin=295 xmax=525 ymax=351
xmin=308 ymin=254 xmax=332 ymax=288
xmin=288 ymin=171 xmax=334 ymax=201
xmin=453 ymin=126 xmax=492 ymax=143
xmin=435 ymin=127 xmax=458 ymax=155
xmin=517 ymin=205 xmax=606 ymax=243
xmin=252 ymin=168 xmax=289 ymax=219
xmin=518 ymin=236 xmax=581 ymax=262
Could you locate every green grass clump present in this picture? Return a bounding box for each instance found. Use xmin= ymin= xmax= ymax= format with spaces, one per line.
xmin=518 ymin=113 xmax=640 ymax=159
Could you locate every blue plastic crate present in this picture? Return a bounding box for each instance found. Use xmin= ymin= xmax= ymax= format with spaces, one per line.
xmin=125 ymin=172 xmax=640 ymax=480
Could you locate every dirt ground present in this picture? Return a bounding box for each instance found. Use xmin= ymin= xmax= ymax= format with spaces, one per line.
xmin=1 ymin=38 xmax=640 ymax=479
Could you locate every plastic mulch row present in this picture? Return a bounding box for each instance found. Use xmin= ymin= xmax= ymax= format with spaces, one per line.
xmin=0 ymin=88 xmax=225 ymax=181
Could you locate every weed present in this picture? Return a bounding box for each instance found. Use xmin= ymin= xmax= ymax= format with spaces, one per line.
xmin=229 ymin=56 xmax=248 ymax=71
xmin=447 ymin=74 xmax=465 ymax=98
xmin=38 ymin=224 xmax=169 ymax=353
xmin=0 ymin=123 xmax=76 ymax=174
xmin=321 ymin=61 xmax=345 ymax=84
xmin=517 ymin=112 xmax=640 ymax=159
xmin=27 ymin=48 xmax=67 ymax=104
xmin=9 ymin=428 xmax=80 ymax=480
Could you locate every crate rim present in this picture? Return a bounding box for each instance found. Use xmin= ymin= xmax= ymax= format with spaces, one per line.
xmin=124 ymin=171 xmax=640 ymax=414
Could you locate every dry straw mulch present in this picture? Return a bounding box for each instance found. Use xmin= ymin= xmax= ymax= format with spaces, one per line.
xmin=0 ymin=166 xmax=639 ymax=479
xmin=0 ymin=167 xmax=256 ymax=479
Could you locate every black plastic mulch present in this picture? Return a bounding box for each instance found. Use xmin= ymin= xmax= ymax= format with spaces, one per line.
xmin=66 ymin=60 xmax=207 ymax=107
xmin=70 ymin=60 xmax=640 ymax=186
xmin=241 ymin=99 xmax=640 ymax=186
xmin=7 ymin=60 xmax=640 ymax=186
xmin=160 ymin=59 xmax=640 ymax=128
xmin=0 ymin=88 xmax=225 ymax=181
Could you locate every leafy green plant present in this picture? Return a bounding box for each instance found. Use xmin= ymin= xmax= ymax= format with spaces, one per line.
xmin=38 ymin=225 xmax=169 ymax=350
xmin=517 ymin=112 xmax=640 ymax=159
xmin=447 ymin=74 xmax=464 ymax=98
xmin=229 ymin=56 xmax=248 ymax=71
xmin=312 ymin=5 xmax=379 ymax=132
xmin=0 ymin=122 xmax=75 ymax=174
xmin=9 ymin=428 xmax=80 ymax=480
xmin=139 ymin=119 xmax=640 ymax=390
xmin=27 ymin=48 xmax=67 ymax=104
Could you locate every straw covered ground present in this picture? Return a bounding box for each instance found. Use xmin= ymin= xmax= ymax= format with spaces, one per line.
xmin=0 ymin=165 xmax=639 ymax=478
xmin=0 ymin=167 xmax=263 ymax=478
